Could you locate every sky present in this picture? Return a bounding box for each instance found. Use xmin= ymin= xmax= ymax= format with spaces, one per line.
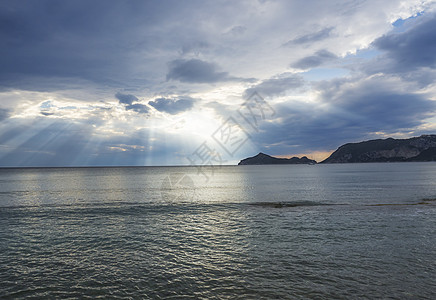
xmin=1 ymin=0 xmax=436 ymax=166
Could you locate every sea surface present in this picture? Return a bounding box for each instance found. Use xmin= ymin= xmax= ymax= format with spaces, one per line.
xmin=0 ymin=163 xmax=435 ymax=299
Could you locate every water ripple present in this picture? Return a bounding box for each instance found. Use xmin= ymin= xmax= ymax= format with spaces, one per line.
xmin=1 ymin=201 xmax=435 ymax=299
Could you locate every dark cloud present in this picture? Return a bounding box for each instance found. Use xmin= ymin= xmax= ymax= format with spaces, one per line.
xmin=372 ymin=13 xmax=436 ymax=72
xmin=166 ymin=59 xmax=232 ymax=83
xmin=244 ymin=74 xmax=305 ymax=98
xmin=2 ymin=1 xmax=436 ymax=166
xmin=0 ymin=108 xmax=10 ymax=121
xmin=284 ymin=27 xmax=334 ymax=46
xmin=291 ymin=50 xmax=337 ymax=69
xmin=318 ymin=77 xmax=436 ymax=133
xmin=125 ymin=103 xmax=149 ymax=114
xmin=115 ymin=92 xmax=148 ymax=114
xmin=250 ymin=77 xmax=436 ymax=155
xmin=0 ymin=0 xmax=190 ymax=91
xmin=149 ymin=97 xmax=196 ymax=115
xmin=0 ymin=2 xmax=121 ymax=90
xmin=0 ymin=1 xmax=262 ymax=92
xmin=116 ymin=92 xmax=138 ymax=105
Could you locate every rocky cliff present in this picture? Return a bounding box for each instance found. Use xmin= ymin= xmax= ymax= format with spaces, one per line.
xmin=238 ymin=153 xmax=317 ymax=165
xmin=322 ymin=135 xmax=436 ymax=163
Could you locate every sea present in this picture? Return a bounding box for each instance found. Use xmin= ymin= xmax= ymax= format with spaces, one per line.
xmin=0 ymin=163 xmax=435 ymax=299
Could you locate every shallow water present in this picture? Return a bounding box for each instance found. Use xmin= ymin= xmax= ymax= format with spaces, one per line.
xmin=0 ymin=163 xmax=435 ymax=299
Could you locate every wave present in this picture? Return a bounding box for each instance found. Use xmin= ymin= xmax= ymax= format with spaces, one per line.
xmin=1 ymin=197 xmax=435 ymax=211
xmin=247 ymin=200 xmax=339 ymax=208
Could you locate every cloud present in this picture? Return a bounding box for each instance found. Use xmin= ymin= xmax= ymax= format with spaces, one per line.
xmin=0 ymin=0 xmax=431 ymax=94
xmin=243 ymin=73 xmax=305 ymax=98
xmin=250 ymin=75 xmax=436 ymax=155
xmin=180 ymin=41 xmax=210 ymax=55
xmin=225 ymin=25 xmax=247 ymax=36
xmin=0 ymin=115 xmax=200 ymax=166
xmin=2 ymin=1 xmax=436 ymax=166
xmin=116 ymin=92 xmax=138 ymax=105
xmin=0 ymin=1 xmax=189 ymax=91
xmin=371 ymin=13 xmax=436 ymax=72
xmin=284 ymin=27 xmax=334 ymax=45
xmin=0 ymin=118 xmax=94 ymax=167
xmin=166 ymin=59 xmax=232 ymax=83
xmin=291 ymin=50 xmax=337 ymax=69
xmin=0 ymin=108 xmax=10 ymax=121
xmin=115 ymin=92 xmax=148 ymax=114
xmin=125 ymin=103 xmax=149 ymax=114
xmin=148 ymin=97 xmax=196 ymax=114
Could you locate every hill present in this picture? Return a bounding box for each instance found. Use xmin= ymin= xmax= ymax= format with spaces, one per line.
xmin=322 ymin=135 xmax=436 ymax=163
xmin=238 ymin=153 xmax=317 ymax=165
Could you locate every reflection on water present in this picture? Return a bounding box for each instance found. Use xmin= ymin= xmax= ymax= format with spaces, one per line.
xmin=2 ymin=163 xmax=436 ymax=207
xmin=0 ymin=164 xmax=435 ymax=298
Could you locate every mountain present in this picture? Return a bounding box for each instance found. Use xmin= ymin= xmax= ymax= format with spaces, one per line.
xmin=238 ymin=153 xmax=317 ymax=165
xmin=322 ymin=135 xmax=436 ymax=163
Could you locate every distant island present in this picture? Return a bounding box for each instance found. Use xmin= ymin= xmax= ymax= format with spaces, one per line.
xmin=238 ymin=153 xmax=316 ymax=165
xmin=238 ymin=135 xmax=436 ymax=165
xmin=321 ymin=134 xmax=436 ymax=163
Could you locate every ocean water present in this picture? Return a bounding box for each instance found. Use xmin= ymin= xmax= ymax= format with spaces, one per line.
xmin=0 ymin=163 xmax=435 ymax=299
